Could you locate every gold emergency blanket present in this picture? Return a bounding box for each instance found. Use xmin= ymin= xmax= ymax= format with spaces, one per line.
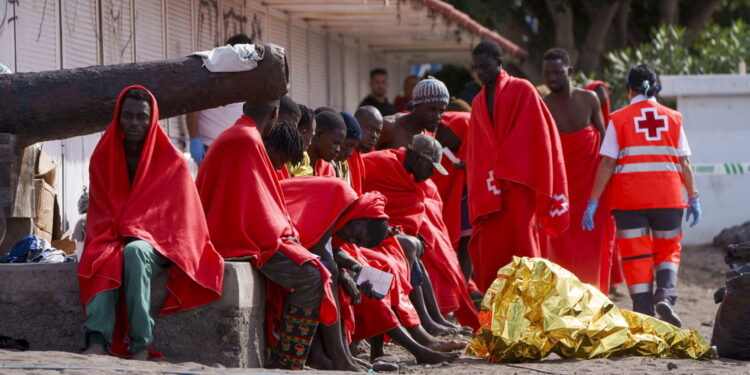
xmin=467 ymin=257 xmax=715 ymax=362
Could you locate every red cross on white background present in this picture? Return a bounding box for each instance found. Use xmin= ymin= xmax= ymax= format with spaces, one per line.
xmin=634 ymin=108 xmax=669 ymax=141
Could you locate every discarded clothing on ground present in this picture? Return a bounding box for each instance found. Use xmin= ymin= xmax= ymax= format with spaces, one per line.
xmin=712 ymin=242 xmax=750 ymax=360
xmin=467 ymin=257 xmax=715 ymax=362
xmin=0 ymin=235 xmax=71 ymax=263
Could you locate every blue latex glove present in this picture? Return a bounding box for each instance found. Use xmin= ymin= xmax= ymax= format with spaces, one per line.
xmin=189 ymin=138 xmax=206 ymax=164
xmin=582 ymin=200 xmax=599 ymax=231
xmin=686 ymin=199 xmax=701 ymax=228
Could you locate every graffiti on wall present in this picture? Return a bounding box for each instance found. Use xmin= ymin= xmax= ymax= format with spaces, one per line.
xmin=104 ymin=0 xmax=132 ymax=63
xmin=223 ymin=6 xmax=246 ymax=40
xmin=197 ymin=0 xmax=220 ymax=48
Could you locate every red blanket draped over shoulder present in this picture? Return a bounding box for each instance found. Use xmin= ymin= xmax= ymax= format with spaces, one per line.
xmin=79 ymin=85 xmax=224 ymax=313
xmin=362 ymin=149 xmax=478 ymax=329
xmin=548 ymin=126 xmax=614 ymax=292
xmin=195 ymin=115 xmax=337 ymax=336
xmin=467 ymin=70 xmax=569 ymax=292
xmin=314 ymin=158 xmax=336 ymax=177
xmin=78 ymin=86 xmax=224 ymax=353
xmin=431 ymin=112 xmax=470 ymax=247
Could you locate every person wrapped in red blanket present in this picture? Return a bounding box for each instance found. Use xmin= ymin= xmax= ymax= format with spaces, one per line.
xmin=196 ymin=99 xmax=336 ymax=370
xmin=79 ymin=86 xmax=224 ymax=360
xmin=363 ymin=135 xmax=479 ymax=334
xmin=467 ymin=41 xmax=570 ymax=293
xmin=541 ymin=48 xmax=614 ymax=293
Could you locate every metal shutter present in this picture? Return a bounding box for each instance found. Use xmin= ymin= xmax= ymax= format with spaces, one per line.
xmin=134 ymin=0 xmax=165 ymax=62
xmin=343 ymin=42 xmax=359 ymax=112
xmin=308 ymin=31 xmax=327 ymax=109
xmin=102 ymin=0 xmax=134 ymax=64
xmin=268 ymin=15 xmax=287 ymax=49
xmin=15 ymin=0 xmax=59 ymax=72
xmin=165 ymin=0 xmax=194 ymax=147
xmin=245 ymin=5 xmax=265 ymax=44
xmin=165 ymin=0 xmax=193 ymax=57
xmin=0 ymin=2 xmax=15 ymax=71
xmin=289 ymin=24 xmax=308 ymax=105
xmin=195 ymin=0 xmax=220 ymax=49
xmin=61 ymin=0 xmax=99 ymax=68
xmin=222 ymin=0 xmax=246 ymax=41
xmin=327 ymin=35 xmax=343 ymax=111
xmin=359 ymin=48 xmax=371 ymax=104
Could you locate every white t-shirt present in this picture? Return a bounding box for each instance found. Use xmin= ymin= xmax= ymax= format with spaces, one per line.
xmin=197 ymin=102 xmax=244 ymax=146
xmin=599 ymin=95 xmax=691 ymax=159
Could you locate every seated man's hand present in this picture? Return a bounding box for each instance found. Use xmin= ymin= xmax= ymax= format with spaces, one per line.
xmin=340 ymin=270 xmax=362 ymax=305
xmin=359 ymin=280 xmax=380 ymax=300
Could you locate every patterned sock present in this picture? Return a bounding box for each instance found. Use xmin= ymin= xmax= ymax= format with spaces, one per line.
xmin=271 ymin=305 xmax=320 ymax=370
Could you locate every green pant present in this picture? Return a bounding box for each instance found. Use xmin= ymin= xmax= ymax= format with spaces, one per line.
xmin=84 ymin=240 xmax=168 ymax=353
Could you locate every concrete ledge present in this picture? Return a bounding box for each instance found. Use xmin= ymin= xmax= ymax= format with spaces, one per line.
xmin=0 ymin=261 xmax=265 ymax=367
xmin=661 ymin=74 xmax=750 ymax=97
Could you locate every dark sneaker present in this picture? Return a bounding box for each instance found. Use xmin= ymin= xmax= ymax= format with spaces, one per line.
xmin=655 ymin=300 xmax=682 ymax=328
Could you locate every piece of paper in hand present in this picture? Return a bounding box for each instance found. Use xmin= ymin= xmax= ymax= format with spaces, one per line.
xmin=356 ymin=265 xmax=394 ymax=299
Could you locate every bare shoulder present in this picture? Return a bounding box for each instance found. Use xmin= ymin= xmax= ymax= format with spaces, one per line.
xmin=574 ymin=88 xmax=600 ymax=106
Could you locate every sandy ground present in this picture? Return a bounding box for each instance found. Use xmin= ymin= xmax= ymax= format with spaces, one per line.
xmin=2 ymin=244 xmax=749 ymax=375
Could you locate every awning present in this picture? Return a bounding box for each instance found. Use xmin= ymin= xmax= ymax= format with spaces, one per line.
xmin=262 ymin=0 xmax=527 ymax=65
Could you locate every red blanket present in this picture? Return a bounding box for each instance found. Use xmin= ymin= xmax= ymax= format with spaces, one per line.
xmin=348 ymin=150 xmax=366 ymax=195
xmin=314 ymin=158 xmax=336 ymax=177
xmin=196 ymin=115 xmax=337 ymax=345
xmin=548 ymin=126 xmax=614 ymax=292
xmin=467 ymin=71 xmax=569 ymax=291
xmin=363 ymin=149 xmax=479 ymax=329
xmin=78 ymin=86 xmax=224 ymax=355
xmin=431 ymin=112 xmax=470 ymax=247
xmin=584 ymin=80 xmax=611 ymax=126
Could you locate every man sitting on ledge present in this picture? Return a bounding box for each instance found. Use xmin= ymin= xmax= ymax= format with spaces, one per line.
xmin=196 ymin=99 xmax=337 ymax=370
xmin=78 ymin=86 xmax=225 ymax=360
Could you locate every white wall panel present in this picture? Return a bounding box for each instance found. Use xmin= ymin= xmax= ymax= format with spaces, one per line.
xmin=289 ymin=24 xmax=308 ymax=105
xmin=15 ymin=0 xmax=59 ymax=72
xmin=342 ymin=41 xmax=359 ymax=112
xmin=102 ymin=0 xmax=134 ymax=64
xmin=0 ymin=1 xmax=15 ymax=71
xmin=195 ymin=0 xmax=220 ymax=49
xmin=268 ymin=15 xmax=287 ymax=49
xmin=61 ymin=0 xmax=99 ymax=68
xmin=308 ymin=31 xmax=328 ymax=109
xmin=134 ymin=0 xmax=165 ymax=62
xmin=245 ymin=3 xmax=265 ymax=43
xmin=222 ymin=0 xmax=246 ymax=41
xmin=328 ymin=35 xmax=343 ymax=111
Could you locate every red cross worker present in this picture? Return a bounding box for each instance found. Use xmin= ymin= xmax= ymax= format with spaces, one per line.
xmin=581 ymin=64 xmax=700 ymax=328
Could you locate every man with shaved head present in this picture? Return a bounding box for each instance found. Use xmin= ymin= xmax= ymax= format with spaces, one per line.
xmin=309 ymin=111 xmax=347 ymax=177
xmin=355 ymin=106 xmax=383 ymax=154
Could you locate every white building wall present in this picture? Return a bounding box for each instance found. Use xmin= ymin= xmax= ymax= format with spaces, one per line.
xmin=660 ymin=74 xmax=750 ymax=245
xmin=5 ymin=0 xmax=414 ymax=236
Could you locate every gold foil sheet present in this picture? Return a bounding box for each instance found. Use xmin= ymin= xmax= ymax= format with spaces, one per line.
xmin=466 ymin=257 xmax=715 ymax=362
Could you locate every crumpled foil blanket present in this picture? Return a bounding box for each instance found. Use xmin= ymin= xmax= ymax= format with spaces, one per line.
xmin=467 ymin=257 xmax=715 ymax=362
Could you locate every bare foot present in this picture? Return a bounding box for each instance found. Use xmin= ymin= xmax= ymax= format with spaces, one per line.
xmin=82 ymin=343 xmax=107 ymax=356
xmin=427 ymin=339 xmax=467 ymax=352
xmin=332 ymin=356 xmax=368 ymax=372
xmin=413 ymin=346 xmax=460 ymax=364
xmin=422 ymin=321 xmax=456 ymax=336
xmin=131 ymin=349 xmax=149 ymax=361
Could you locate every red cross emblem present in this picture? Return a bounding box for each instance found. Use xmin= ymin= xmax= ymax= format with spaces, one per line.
xmin=549 ymin=194 xmax=569 ymax=217
xmin=634 ymin=108 xmax=669 ymax=141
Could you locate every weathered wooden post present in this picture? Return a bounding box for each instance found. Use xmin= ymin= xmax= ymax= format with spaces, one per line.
xmin=0 ymin=44 xmax=288 ymax=243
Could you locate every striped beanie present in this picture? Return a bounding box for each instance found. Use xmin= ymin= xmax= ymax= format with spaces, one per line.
xmin=412 ymin=76 xmax=450 ymax=106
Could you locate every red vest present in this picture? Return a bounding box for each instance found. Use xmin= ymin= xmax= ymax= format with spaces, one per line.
xmin=610 ymin=100 xmax=685 ymax=210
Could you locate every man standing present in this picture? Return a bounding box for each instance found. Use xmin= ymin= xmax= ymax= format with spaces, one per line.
xmin=359 ymin=68 xmax=396 ymax=116
xmin=393 ymin=75 xmax=419 ymax=112
xmin=467 ymin=40 xmax=569 ymax=292
xmin=541 ymin=48 xmax=613 ymax=292
xmin=186 ymin=33 xmax=253 ymax=164
xmin=583 ymin=64 xmax=700 ymax=327
xmin=196 ymin=99 xmax=336 ymax=370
